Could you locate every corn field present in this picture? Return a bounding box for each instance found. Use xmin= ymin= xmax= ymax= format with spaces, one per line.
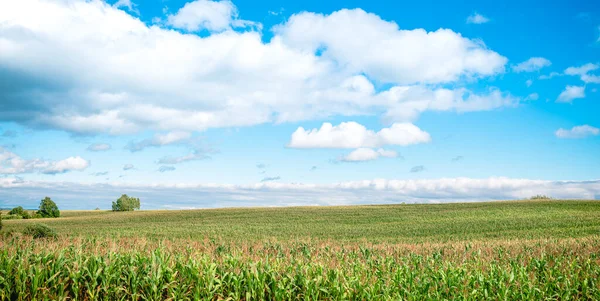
xmin=1 ymin=236 xmax=599 ymax=300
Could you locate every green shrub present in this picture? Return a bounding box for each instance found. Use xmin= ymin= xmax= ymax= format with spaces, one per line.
xmin=9 ymin=206 xmax=24 ymax=215
xmin=37 ymin=197 xmax=60 ymax=218
xmin=23 ymin=224 xmax=57 ymax=239
xmin=2 ymin=214 xmax=23 ymax=220
xmin=112 ymin=194 xmax=141 ymax=211
xmin=9 ymin=206 xmax=30 ymax=219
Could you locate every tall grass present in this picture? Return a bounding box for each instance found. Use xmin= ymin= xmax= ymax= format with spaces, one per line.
xmin=0 ymin=236 xmax=599 ymax=300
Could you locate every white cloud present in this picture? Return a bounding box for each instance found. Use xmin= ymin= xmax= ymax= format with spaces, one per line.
xmin=557 ymin=85 xmax=585 ymax=103
xmin=526 ymin=79 xmax=533 ymax=87
xmin=126 ymin=131 xmax=191 ymax=152
xmin=2 ymin=177 xmax=598 ymax=209
xmin=123 ymin=164 xmax=135 ymax=170
xmin=166 ymin=0 xmax=258 ymax=32
xmin=555 ymin=125 xmax=600 ymax=139
xmin=538 ymin=72 xmax=562 ymax=80
xmin=276 ymin=9 xmax=506 ymax=85
xmin=113 ymin=0 xmax=138 ymax=14
xmin=341 ymin=148 xmax=397 ymax=162
xmin=525 ymin=93 xmax=539 ymax=101
xmin=288 ymin=122 xmax=431 ymax=149
xmin=0 ymin=147 xmax=89 ymax=175
xmin=466 ymin=12 xmax=490 ymax=24
xmin=87 ymin=143 xmax=111 ymax=152
xmin=512 ymin=57 xmax=551 ymax=72
xmin=564 ymin=63 xmax=600 ymax=83
xmin=0 ymin=0 xmax=513 ymax=135
xmin=379 ymin=86 xmax=519 ymax=122
xmin=157 ymin=150 xmax=211 ymax=164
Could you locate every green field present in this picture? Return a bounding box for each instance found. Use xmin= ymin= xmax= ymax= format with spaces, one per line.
xmin=1 ymin=200 xmax=600 ymax=300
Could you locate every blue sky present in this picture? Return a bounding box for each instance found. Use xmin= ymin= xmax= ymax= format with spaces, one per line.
xmin=1 ymin=0 xmax=599 ymax=209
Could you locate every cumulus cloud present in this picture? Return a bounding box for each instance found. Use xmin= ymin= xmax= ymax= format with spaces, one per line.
xmin=256 ymin=163 xmax=267 ymax=169
xmin=288 ymin=122 xmax=431 ymax=149
xmin=557 ymin=86 xmax=585 ymax=103
xmin=564 ymin=63 xmax=600 ymax=83
xmin=166 ymin=0 xmax=258 ymax=32
xmin=1 ymin=177 xmax=598 ymax=209
xmin=0 ymin=147 xmax=90 ymax=175
xmin=466 ymin=12 xmax=490 ymax=24
xmin=91 ymin=171 xmax=109 ymax=176
xmin=526 ymin=79 xmax=533 ymax=87
xmin=123 ymin=164 xmax=135 ymax=171
xmin=87 ymin=143 xmax=111 ymax=152
xmin=379 ymin=86 xmax=519 ymax=122
xmin=126 ymin=132 xmax=191 ymax=152
xmin=341 ymin=148 xmax=397 ymax=162
xmin=555 ymin=125 xmax=600 ymax=139
xmin=0 ymin=0 xmax=513 ymax=135
xmin=158 ymin=166 xmax=176 ymax=173
xmin=512 ymin=57 xmax=551 ymax=73
xmin=276 ymin=9 xmax=506 ymax=84
xmin=410 ymin=165 xmax=425 ymax=173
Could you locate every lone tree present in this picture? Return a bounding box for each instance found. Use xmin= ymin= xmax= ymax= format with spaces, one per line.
xmin=37 ymin=197 xmax=60 ymax=218
xmin=112 ymin=194 xmax=140 ymax=212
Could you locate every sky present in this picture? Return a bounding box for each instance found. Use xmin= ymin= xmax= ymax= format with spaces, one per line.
xmin=1 ymin=0 xmax=600 ymax=209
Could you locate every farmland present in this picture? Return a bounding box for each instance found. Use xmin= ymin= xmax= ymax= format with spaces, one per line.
xmin=1 ymin=200 xmax=600 ymax=299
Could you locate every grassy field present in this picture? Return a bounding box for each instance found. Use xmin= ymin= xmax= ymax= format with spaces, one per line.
xmin=1 ymin=200 xmax=600 ymax=299
xmin=3 ymin=200 xmax=600 ymax=243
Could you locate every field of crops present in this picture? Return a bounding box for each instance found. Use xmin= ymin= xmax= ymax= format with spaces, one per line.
xmin=1 ymin=200 xmax=600 ymax=300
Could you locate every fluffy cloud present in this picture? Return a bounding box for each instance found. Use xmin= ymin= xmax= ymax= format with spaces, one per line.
xmin=87 ymin=143 xmax=111 ymax=152
xmin=1 ymin=177 xmax=598 ymax=209
xmin=466 ymin=13 xmax=490 ymax=24
xmin=512 ymin=57 xmax=551 ymax=73
xmin=123 ymin=164 xmax=135 ymax=171
xmin=341 ymin=148 xmax=397 ymax=162
xmin=126 ymin=132 xmax=191 ymax=152
xmin=379 ymin=86 xmax=519 ymax=121
xmin=557 ymin=86 xmax=585 ymax=103
xmin=275 ymin=9 xmax=506 ymax=84
xmin=288 ymin=122 xmax=431 ymax=149
xmin=166 ymin=0 xmax=258 ymax=32
xmin=555 ymin=125 xmax=600 ymax=139
xmin=0 ymin=147 xmax=89 ymax=174
xmin=564 ymin=63 xmax=600 ymax=83
xmin=0 ymin=0 xmax=513 ymax=135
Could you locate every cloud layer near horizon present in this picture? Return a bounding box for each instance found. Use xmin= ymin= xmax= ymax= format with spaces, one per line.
xmin=1 ymin=177 xmax=598 ymax=209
